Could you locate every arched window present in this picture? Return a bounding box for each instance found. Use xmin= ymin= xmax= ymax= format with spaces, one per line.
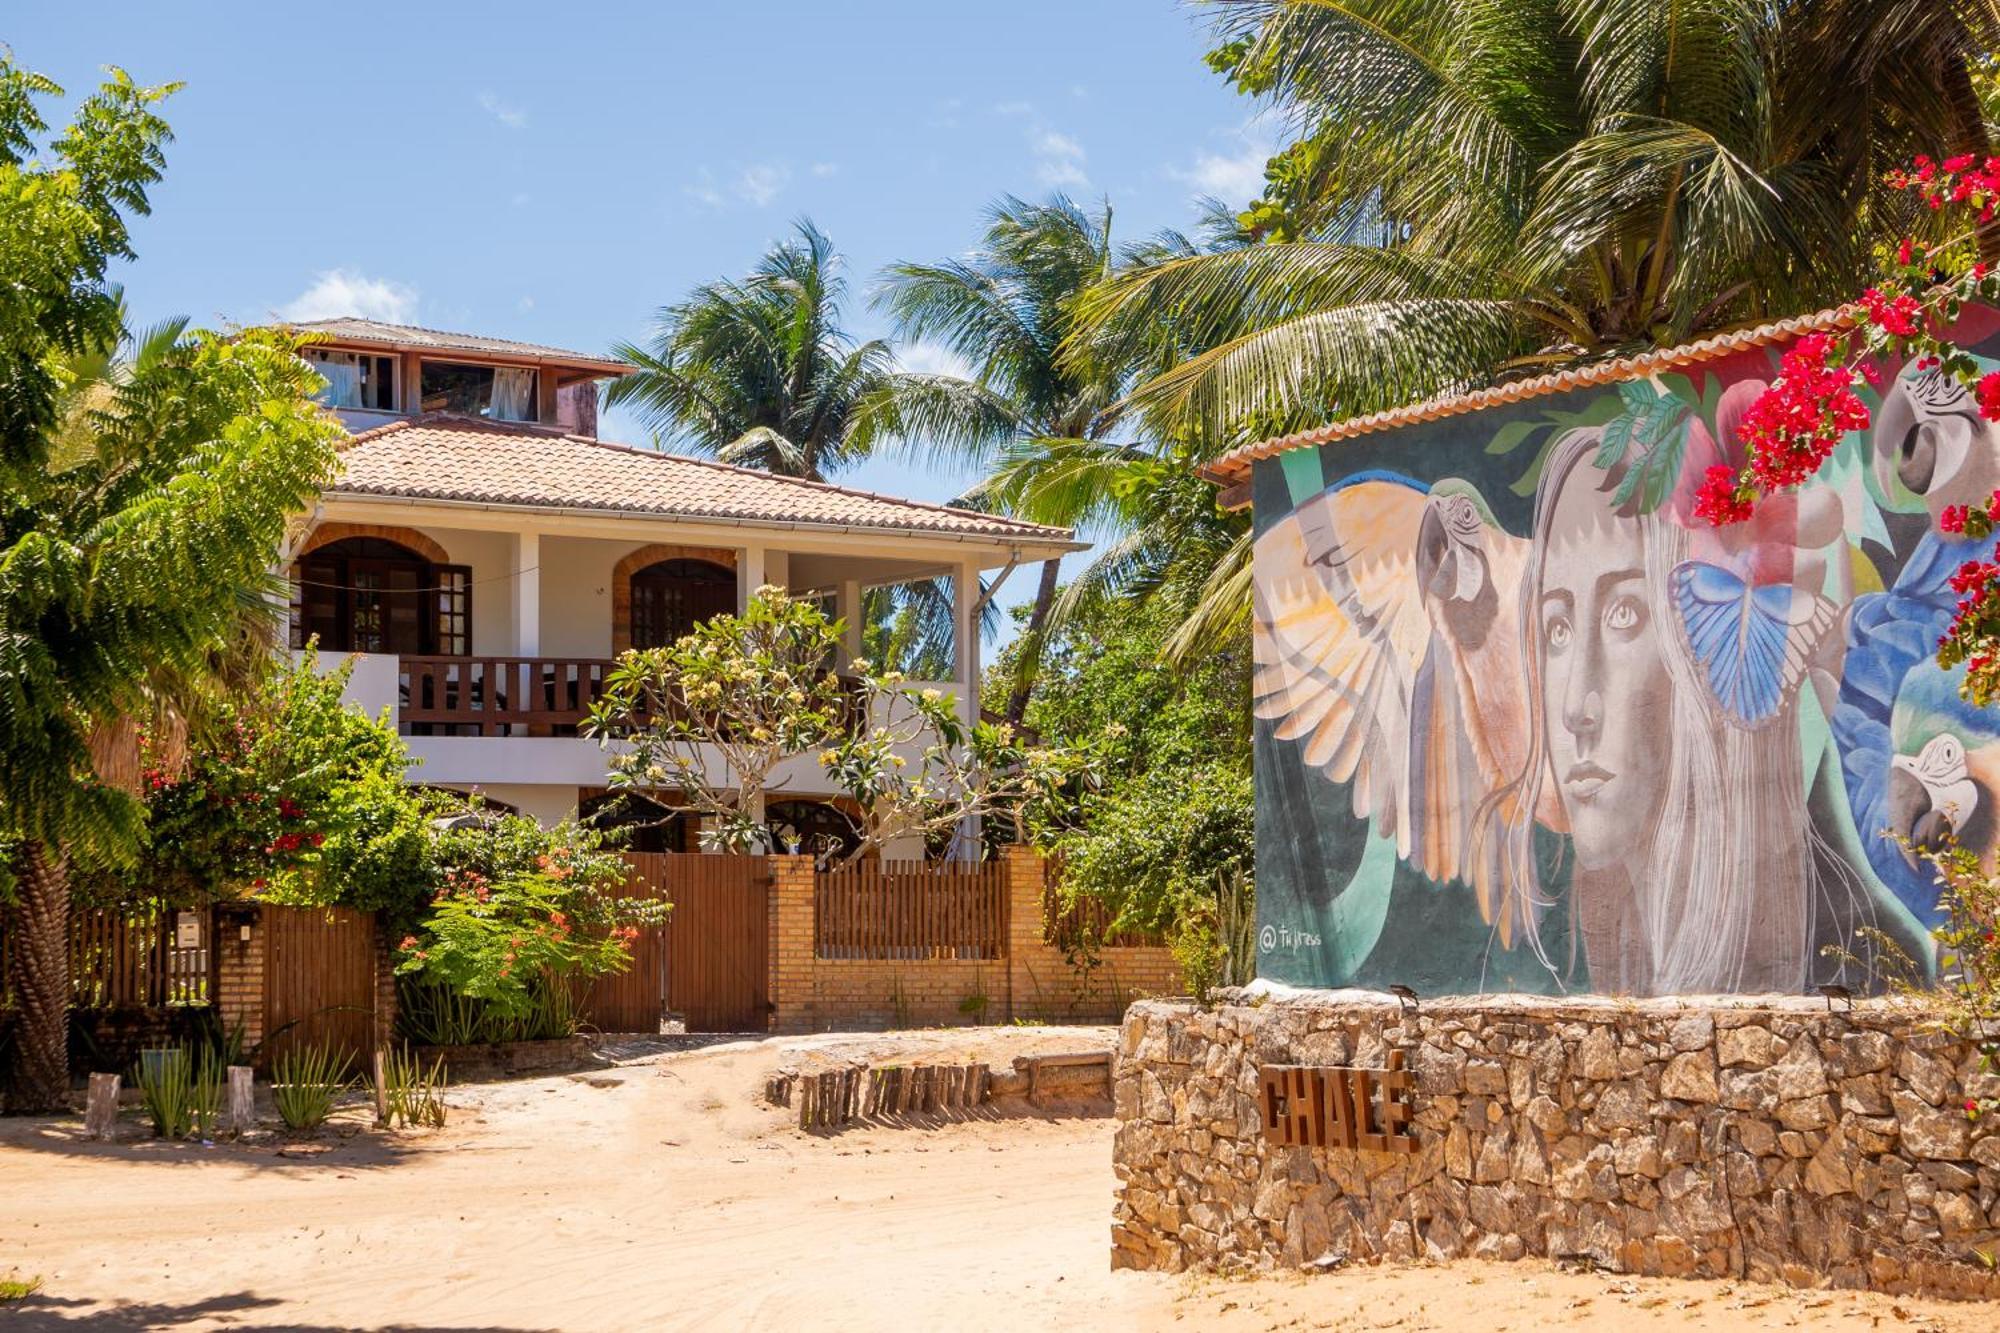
xmin=292 ymin=537 xmax=469 ymax=656
xmin=579 ymin=792 xmax=689 ymax=854
xmin=629 ymin=558 xmax=735 ymax=650
xmin=768 ymin=800 xmax=861 ymax=865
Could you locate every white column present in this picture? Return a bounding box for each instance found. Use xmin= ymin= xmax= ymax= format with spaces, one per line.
xmin=513 ymin=530 xmax=540 ymax=656
xmin=953 ymin=560 xmax=982 ymax=861
xmin=738 ymin=544 xmax=766 ymax=613
xmin=839 ymin=578 xmax=863 ymax=666
xmin=954 ymin=561 xmax=980 ymax=706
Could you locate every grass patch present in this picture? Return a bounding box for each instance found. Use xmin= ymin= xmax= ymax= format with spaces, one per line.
xmin=1 ymin=1276 xmax=43 ymax=1303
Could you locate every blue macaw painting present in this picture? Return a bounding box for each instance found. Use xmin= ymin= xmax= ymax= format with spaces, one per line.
xmin=1251 ymin=317 xmax=2000 ymax=996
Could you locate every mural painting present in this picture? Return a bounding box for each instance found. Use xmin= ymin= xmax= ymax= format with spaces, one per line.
xmin=1250 ymin=320 xmax=2000 ymax=996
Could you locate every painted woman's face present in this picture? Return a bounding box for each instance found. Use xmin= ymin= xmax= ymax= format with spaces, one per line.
xmin=1538 ymin=471 xmax=1674 ymax=870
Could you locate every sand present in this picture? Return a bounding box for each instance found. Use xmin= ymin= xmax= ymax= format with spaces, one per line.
xmin=0 ymin=1026 xmax=1991 ymax=1331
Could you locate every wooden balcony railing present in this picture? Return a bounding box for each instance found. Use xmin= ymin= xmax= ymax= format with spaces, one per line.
xmin=399 ymin=656 xmax=614 ymax=737
xmin=397 ymin=655 xmax=896 ymax=739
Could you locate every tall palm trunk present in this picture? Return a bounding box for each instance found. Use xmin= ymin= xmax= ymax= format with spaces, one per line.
xmin=1004 ymin=558 xmax=1063 ymax=725
xmin=3 ymin=840 xmax=70 ymax=1112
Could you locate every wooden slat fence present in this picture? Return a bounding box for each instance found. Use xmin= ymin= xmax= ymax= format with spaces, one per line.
xmin=262 ymin=905 xmax=376 ymax=1071
xmin=815 ymin=859 xmax=1006 ymax=961
xmin=1042 ymin=857 xmax=1165 ymax=951
xmin=66 ymin=907 xmax=212 ymax=1009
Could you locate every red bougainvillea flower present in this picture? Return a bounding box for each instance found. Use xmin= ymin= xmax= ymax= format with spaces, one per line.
xmin=1693 ymin=465 xmax=1755 ymax=525
xmin=399 ymin=935 xmax=419 ymax=951
xmin=1861 ymin=287 xmax=1924 ymax=337
xmin=1978 ymin=371 xmax=2000 ymax=423
xmin=1941 ymin=505 xmax=1971 ymax=535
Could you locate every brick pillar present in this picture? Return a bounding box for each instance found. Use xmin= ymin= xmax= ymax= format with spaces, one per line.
xmin=766 ymin=854 xmax=817 ymax=1034
xmin=372 ymin=915 xmax=399 ymax=1050
xmin=213 ymin=903 xmax=265 ymax=1055
xmin=1002 ymin=845 xmax=1048 ymax=1024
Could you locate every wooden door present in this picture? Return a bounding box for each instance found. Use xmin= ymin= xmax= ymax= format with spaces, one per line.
xmin=262 ymin=906 xmax=376 ymax=1073
xmin=599 ymin=854 xmax=769 ymax=1034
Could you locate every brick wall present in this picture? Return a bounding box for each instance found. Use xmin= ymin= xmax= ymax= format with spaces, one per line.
xmin=765 ymin=846 xmax=1184 ymax=1033
xmin=212 ymin=903 xmax=263 ymax=1052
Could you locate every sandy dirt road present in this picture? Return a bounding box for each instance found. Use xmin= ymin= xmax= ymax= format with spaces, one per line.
xmin=0 ymin=1029 xmax=1992 ymax=1332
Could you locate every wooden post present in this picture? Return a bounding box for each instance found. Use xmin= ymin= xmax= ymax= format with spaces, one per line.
xmin=226 ymin=1065 xmax=255 ymax=1136
xmin=85 ymin=1073 xmax=120 ymax=1140
xmin=372 ymin=1048 xmax=389 ymax=1127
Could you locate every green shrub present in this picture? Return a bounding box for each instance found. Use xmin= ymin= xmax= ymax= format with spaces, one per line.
xmin=271 ymin=1042 xmax=352 ymax=1132
xmin=376 ymin=1044 xmax=448 ymax=1129
xmin=132 ymin=1048 xmax=195 ymax=1139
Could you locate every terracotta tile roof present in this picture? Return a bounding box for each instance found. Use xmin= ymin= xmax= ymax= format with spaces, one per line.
xmin=329 ymin=415 xmax=1083 ymax=549
xmin=1199 ymin=306 xmax=1856 ymax=488
xmin=290 ymin=318 xmax=630 ymax=375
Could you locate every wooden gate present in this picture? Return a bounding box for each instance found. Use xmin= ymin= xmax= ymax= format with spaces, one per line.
xmin=598 ymin=853 xmax=769 ymax=1033
xmin=262 ymin=906 xmax=376 ymax=1071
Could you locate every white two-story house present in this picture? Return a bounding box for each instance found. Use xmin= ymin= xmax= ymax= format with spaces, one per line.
xmin=284 ymin=319 xmax=1081 ymax=855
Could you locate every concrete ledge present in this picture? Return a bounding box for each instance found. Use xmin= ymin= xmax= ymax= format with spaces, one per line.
xmin=1112 ymin=993 xmax=2000 ymax=1300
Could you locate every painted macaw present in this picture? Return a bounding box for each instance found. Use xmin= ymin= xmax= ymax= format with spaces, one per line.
xmin=1834 ymin=531 xmax=1994 ymax=925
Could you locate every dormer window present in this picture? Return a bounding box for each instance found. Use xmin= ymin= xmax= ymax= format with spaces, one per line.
xmin=305 ymin=349 xmax=396 ymax=410
xmin=420 ymin=360 xmax=539 ymax=422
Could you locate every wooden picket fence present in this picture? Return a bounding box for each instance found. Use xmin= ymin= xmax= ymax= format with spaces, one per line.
xmin=1040 ymin=855 xmax=1165 ymax=951
xmin=67 ymin=906 xmax=212 ymax=1009
xmin=814 ymin=859 xmax=1006 ymax=961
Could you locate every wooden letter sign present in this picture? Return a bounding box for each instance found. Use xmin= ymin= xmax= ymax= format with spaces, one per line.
xmin=1258 ymin=1051 xmax=1417 ymax=1154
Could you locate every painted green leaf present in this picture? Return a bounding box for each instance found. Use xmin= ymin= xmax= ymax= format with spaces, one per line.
xmin=1483 ymin=417 xmax=1540 ymax=456
xmin=1601 ymin=380 xmax=1694 ymax=513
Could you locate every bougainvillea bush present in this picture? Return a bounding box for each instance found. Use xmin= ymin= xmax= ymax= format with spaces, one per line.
xmin=127 ymin=652 xmax=440 ymax=915
xmin=1702 ymin=154 xmax=2000 ymax=703
xmin=396 ymin=819 xmax=666 ymax=1035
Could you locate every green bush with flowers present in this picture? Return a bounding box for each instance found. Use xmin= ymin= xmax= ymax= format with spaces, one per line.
xmin=395 ymin=823 xmax=666 ymax=1024
xmin=121 ymin=651 xmax=441 ymax=917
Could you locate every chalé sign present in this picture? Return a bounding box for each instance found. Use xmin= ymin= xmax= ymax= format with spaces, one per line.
xmin=1257 ymin=1049 xmax=1417 ymax=1153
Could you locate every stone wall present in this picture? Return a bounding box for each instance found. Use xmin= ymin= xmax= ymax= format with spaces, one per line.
xmin=1112 ymin=991 xmax=2000 ymax=1300
xmin=766 ymin=848 xmax=1183 ymax=1033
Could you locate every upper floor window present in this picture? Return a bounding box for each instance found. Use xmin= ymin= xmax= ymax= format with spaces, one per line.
xmin=305 ymin=349 xmax=396 ymax=411
xmin=629 ymin=558 xmax=736 ymax=649
xmin=420 ymin=361 xmax=538 ymax=421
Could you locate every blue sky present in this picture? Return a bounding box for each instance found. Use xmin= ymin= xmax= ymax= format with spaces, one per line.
xmin=13 ymin=2 xmax=1267 ymax=630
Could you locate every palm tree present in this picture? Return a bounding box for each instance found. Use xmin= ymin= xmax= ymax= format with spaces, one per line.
xmin=871 ymin=195 xmax=1132 ymax=721
xmin=1074 ymin=0 xmax=2000 ymax=450
xmin=607 ymin=220 xmax=903 ymax=482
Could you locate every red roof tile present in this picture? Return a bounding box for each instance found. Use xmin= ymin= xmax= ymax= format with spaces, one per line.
xmin=329 ymin=415 xmax=1082 ymax=549
xmin=1199 ymin=306 xmax=1856 ymax=488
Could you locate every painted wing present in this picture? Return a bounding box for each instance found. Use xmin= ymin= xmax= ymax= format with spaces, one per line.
xmin=1256 ymin=476 xmax=1521 ymax=890
xmin=1671 ymin=561 xmax=1836 ymax=727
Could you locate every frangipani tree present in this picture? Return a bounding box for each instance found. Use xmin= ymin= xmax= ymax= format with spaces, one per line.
xmin=586 ymin=590 xmax=1095 ymax=862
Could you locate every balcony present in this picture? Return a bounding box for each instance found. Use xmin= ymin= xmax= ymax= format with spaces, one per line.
xmin=399 ymin=655 xmax=613 ymax=737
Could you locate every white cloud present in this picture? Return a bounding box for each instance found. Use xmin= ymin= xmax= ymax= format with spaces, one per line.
xmin=735 ymin=163 xmax=790 ymax=206
xmin=896 ymin=340 xmax=976 ymax=381
xmin=992 ymin=100 xmax=1034 ymax=117
xmin=477 ymin=91 xmax=527 ymax=129
xmin=277 ymin=269 xmax=417 ymax=324
xmin=1032 ymin=128 xmax=1088 ymax=189
xmin=686 ymin=162 xmax=793 ymax=209
xmin=1170 ymin=119 xmax=1278 ymax=205
xmin=517 ymin=295 xmax=536 ymax=313
xmin=810 ymin=161 xmax=839 ymax=178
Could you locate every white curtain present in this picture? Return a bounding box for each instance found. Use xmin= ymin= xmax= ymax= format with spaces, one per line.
xmin=312 ymin=353 xmax=362 ymax=408
xmin=489 ymin=368 xmax=536 ymax=421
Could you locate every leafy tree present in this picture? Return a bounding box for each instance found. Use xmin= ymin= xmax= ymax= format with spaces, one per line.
xmin=872 ymin=196 xmax=1137 ymax=720
xmin=128 ymin=654 xmax=443 ymax=924
xmin=0 ymin=60 xmax=341 ymax=1110
xmin=589 ymin=589 xmax=1096 ymax=861
xmin=587 ymin=588 xmax=852 ymax=852
xmin=989 ymin=591 xmax=1254 ymax=949
xmin=607 ymin=220 xmax=917 ymax=482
